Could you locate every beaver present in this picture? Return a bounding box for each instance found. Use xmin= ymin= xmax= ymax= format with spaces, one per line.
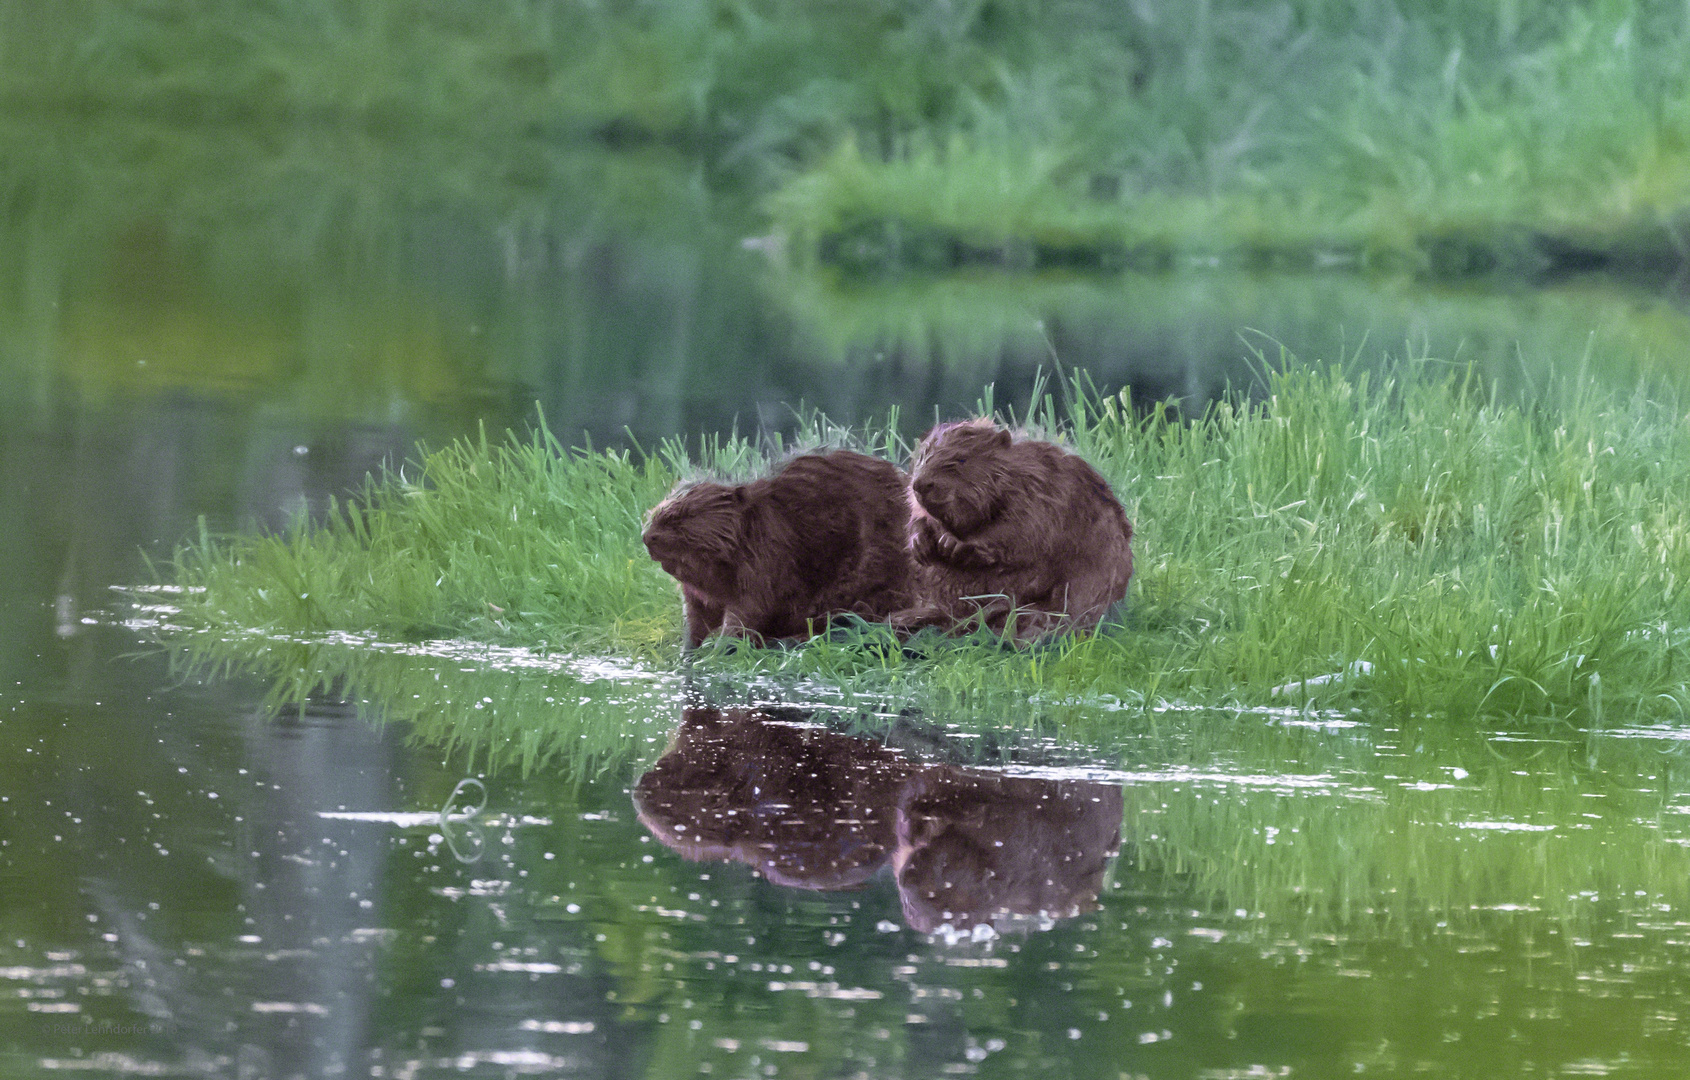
xmin=895 ymin=418 xmax=1134 ymax=641
xmin=642 ymin=449 xmax=918 ymax=648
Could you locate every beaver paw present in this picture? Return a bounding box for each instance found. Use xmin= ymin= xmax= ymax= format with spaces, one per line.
xmin=910 ymin=517 xmax=945 ymax=561
xmin=936 ymin=532 xmax=1000 ymax=568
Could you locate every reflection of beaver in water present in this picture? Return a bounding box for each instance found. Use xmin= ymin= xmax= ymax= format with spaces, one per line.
xmin=897 ymin=419 xmax=1134 ymax=641
xmin=641 ymin=450 xmax=918 ymax=648
xmin=892 ymin=768 xmax=1123 ymax=933
xmin=633 ymin=707 xmax=1125 ymax=932
xmin=631 ymin=707 xmax=918 ymax=889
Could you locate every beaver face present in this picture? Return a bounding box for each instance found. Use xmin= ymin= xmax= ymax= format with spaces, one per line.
xmin=910 ymin=422 xmax=1012 ymax=536
xmin=642 ymin=483 xmax=742 ymax=589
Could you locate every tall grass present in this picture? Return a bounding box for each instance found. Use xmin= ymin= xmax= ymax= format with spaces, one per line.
xmin=751 ymin=1 xmax=1690 ymax=272
xmin=159 ymin=355 xmax=1690 ymax=725
xmin=167 ymin=422 xmax=682 ymax=654
xmin=9 ymin=2 xmax=1690 ymax=269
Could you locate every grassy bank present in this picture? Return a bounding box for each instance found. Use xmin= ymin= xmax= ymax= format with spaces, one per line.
xmin=9 ymin=3 xmax=1690 ymax=275
xmin=158 ymin=357 xmax=1690 ymax=725
xmin=767 ymin=136 xmax=1690 ymax=280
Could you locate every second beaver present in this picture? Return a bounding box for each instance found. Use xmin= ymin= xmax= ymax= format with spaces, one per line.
xmin=896 ymin=419 xmax=1134 ymax=641
xmin=642 ymin=449 xmax=918 ymax=648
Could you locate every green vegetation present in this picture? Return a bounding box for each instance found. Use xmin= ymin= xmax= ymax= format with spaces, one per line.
xmin=163 ymin=422 xmax=683 ymax=654
xmin=159 ymin=357 xmax=1690 ymax=726
xmin=757 ymin=1 xmax=1690 ymax=274
xmin=9 ymin=2 xmax=1690 ymax=273
xmin=20 ymin=6 xmax=1690 ymax=1070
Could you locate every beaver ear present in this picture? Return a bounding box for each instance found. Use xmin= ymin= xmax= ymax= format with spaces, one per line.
xmin=993 ymin=428 xmax=1012 ymax=448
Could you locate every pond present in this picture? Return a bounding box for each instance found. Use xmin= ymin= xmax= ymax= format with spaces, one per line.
xmin=6 ymin=116 xmax=1690 ymax=1077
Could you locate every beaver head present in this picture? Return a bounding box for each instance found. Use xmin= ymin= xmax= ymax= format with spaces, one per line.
xmin=642 ymin=482 xmax=743 ymax=596
xmin=909 ymin=419 xmax=1014 ymax=537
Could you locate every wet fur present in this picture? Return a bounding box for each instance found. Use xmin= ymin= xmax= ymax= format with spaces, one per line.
xmin=642 ymin=450 xmax=918 ymax=648
xmin=896 ymin=419 xmax=1134 ymax=641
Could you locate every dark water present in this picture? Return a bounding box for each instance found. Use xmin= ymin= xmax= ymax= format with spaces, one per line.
xmin=8 ymin=116 xmax=1690 ymax=1076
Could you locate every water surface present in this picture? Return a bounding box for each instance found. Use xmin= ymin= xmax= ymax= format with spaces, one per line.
xmin=10 ymin=612 xmax=1690 ymax=1077
xmin=6 ymin=114 xmax=1690 ymax=1077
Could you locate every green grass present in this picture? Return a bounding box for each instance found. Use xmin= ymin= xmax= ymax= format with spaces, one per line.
xmin=765 ymin=125 xmax=1690 ymax=280
xmin=759 ymin=2 xmax=1690 ymax=275
xmin=157 ymin=355 xmax=1690 ymax=728
xmin=9 ymin=2 xmax=1690 ymax=275
xmin=165 ymin=422 xmax=684 ymax=655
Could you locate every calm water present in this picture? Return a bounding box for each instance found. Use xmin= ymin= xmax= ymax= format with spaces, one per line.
xmin=7 ymin=116 xmax=1690 ymax=1077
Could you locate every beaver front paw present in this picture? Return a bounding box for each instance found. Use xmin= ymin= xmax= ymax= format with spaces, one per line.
xmin=910 ymin=516 xmax=946 ymax=561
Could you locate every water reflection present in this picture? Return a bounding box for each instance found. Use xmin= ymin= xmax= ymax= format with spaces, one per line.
xmin=633 ymin=707 xmax=915 ymax=891
xmin=17 ymin=108 xmax=1690 ymax=1076
xmin=23 ymin=614 xmax=1690 ymax=1076
xmin=7 ymin=116 xmax=1690 ymax=487
xmin=0 ymin=389 xmax=424 ymax=646
xmin=635 ymin=707 xmax=1122 ymax=933
xmin=1 ymin=633 xmax=408 ymax=1077
xmin=893 ymin=767 xmax=1121 ymax=933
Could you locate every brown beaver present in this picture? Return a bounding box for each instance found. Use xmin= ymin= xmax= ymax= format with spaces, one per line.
xmin=895 ymin=419 xmax=1134 ymax=641
xmin=642 ymin=449 xmax=918 ymax=648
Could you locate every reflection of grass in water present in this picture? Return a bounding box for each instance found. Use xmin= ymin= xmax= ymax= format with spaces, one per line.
xmin=770 ymin=262 xmax=1690 ymax=396
xmin=0 ymin=114 xmax=730 ymax=420
xmin=165 ymin=617 xmax=1690 ymax=939
xmin=170 ymin=630 xmax=681 ymax=779
xmin=6 ymin=115 xmax=692 ymax=428
xmin=161 ymin=357 xmax=1690 ymax=726
xmin=1111 ymin=712 xmax=1690 ymax=930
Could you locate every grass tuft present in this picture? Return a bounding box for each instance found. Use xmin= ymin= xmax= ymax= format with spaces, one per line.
xmin=169 ymin=421 xmax=680 ymax=655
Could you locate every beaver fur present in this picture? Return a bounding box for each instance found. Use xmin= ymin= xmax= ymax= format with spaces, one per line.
xmin=641 ymin=449 xmax=918 ymax=647
xmin=896 ymin=418 xmax=1134 ymax=641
